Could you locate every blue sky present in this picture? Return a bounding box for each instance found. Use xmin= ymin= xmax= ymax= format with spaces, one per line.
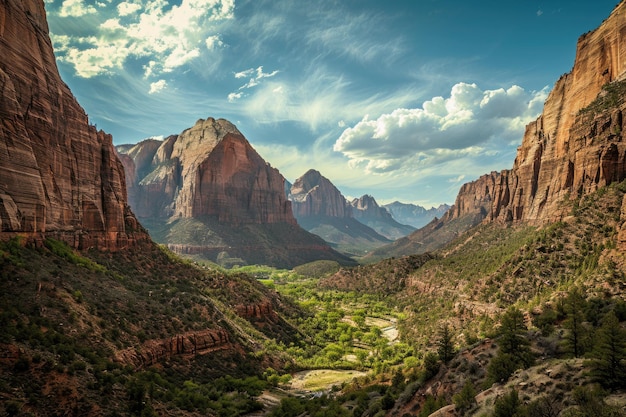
xmin=44 ymin=0 xmax=619 ymax=207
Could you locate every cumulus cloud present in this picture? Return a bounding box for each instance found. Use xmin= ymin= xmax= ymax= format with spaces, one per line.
xmin=334 ymin=82 xmax=549 ymax=173
xmin=149 ymin=79 xmax=167 ymax=94
xmin=51 ymin=0 xmax=234 ymax=78
xmin=59 ymin=0 xmax=97 ymax=17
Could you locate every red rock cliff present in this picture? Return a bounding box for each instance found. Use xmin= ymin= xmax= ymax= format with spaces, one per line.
xmin=0 ymin=0 xmax=145 ymax=250
xmin=118 ymin=118 xmax=296 ymax=225
xmin=290 ymin=169 xmax=352 ymax=219
xmin=448 ymin=1 xmax=626 ymax=225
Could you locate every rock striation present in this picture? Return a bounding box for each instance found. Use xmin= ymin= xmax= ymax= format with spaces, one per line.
xmin=114 ymin=328 xmax=231 ymax=369
xmin=118 ymin=122 xmax=354 ymax=268
xmin=0 ymin=0 xmax=146 ymax=250
xmin=350 ymin=195 xmax=415 ymax=240
xmin=290 ymin=169 xmax=352 ymax=218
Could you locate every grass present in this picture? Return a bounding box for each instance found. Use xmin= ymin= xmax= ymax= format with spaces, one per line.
xmin=290 ymin=369 xmax=367 ymax=391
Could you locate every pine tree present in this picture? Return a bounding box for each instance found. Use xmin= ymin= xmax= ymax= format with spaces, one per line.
xmin=499 ymin=307 xmax=533 ymax=367
xmin=563 ymin=287 xmax=589 ymax=357
xmin=437 ymin=324 xmax=455 ymax=363
xmin=590 ymin=310 xmax=626 ymax=389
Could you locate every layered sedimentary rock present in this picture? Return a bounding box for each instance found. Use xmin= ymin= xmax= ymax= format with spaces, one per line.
xmin=350 ymin=195 xmax=415 ymax=240
xmin=0 ymin=0 xmax=145 ymax=250
xmin=453 ymin=1 xmax=626 ymax=225
xmin=119 ymin=119 xmax=295 ymax=224
xmin=114 ymin=329 xmax=231 ymax=368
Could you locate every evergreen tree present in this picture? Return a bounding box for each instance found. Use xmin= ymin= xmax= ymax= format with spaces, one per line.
xmin=437 ymin=324 xmax=455 ymax=363
xmin=589 ymin=310 xmax=626 ymax=389
xmin=499 ymin=307 xmax=533 ymax=367
xmin=563 ymin=288 xmax=589 ymax=357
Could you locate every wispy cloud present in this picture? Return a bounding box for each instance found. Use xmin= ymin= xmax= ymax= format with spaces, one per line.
xmin=228 ymin=66 xmax=280 ymax=101
xmin=59 ymin=0 xmax=97 ymax=17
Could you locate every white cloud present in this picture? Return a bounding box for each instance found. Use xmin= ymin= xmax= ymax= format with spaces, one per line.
xmin=59 ymin=0 xmax=97 ymax=17
xmin=149 ymin=79 xmax=167 ymax=94
xmin=334 ymin=82 xmax=549 ymax=174
xmin=52 ymin=0 xmax=234 ymax=78
xmin=205 ymin=35 xmax=224 ymax=50
xmin=117 ymin=2 xmax=142 ymax=16
xmin=228 ymin=66 xmax=280 ymax=101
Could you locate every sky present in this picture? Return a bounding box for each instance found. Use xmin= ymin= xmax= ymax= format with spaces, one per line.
xmin=43 ymin=0 xmax=620 ymax=207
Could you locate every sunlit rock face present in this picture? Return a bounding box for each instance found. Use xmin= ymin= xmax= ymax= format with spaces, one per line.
xmin=289 ymin=169 xmax=352 ymax=219
xmin=118 ymin=117 xmax=296 ymax=225
xmin=448 ymin=2 xmax=626 ymax=225
xmin=0 ymin=0 xmax=146 ymax=250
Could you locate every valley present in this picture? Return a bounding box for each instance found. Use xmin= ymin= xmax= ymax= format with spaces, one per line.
xmin=2 ymin=0 xmax=626 ymax=416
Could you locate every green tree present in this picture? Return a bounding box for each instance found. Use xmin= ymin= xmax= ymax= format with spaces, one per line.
xmin=493 ymin=389 xmax=522 ymax=417
xmin=564 ymin=288 xmax=589 ymax=357
xmin=589 ymin=310 xmax=626 ymax=389
xmin=452 ymin=381 xmax=476 ymax=414
xmin=422 ymin=352 xmax=440 ymax=380
xmin=437 ymin=324 xmax=455 ymax=363
xmin=499 ymin=307 xmax=532 ymax=366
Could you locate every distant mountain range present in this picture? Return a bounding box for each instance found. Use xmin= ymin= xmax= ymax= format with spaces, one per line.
xmin=383 ymin=201 xmax=450 ymax=229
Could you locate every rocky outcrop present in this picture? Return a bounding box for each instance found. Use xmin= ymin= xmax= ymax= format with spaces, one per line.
xmin=290 ymin=169 xmax=352 ymax=218
xmin=351 ymin=195 xmax=415 ymax=240
xmin=235 ymin=302 xmax=277 ymax=320
xmin=0 ymin=0 xmax=146 ymax=250
xmin=458 ymin=2 xmax=626 ymax=225
xmin=114 ymin=328 xmax=231 ymax=369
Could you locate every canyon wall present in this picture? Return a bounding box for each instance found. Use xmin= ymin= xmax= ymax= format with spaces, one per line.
xmin=448 ymin=2 xmax=626 ymax=225
xmin=0 ymin=0 xmax=146 ymax=250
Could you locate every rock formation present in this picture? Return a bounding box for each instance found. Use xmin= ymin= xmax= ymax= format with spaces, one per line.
xmin=118 ymin=122 xmax=354 ymax=268
xmin=350 ymin=195 xmax=415 ymax=240
xmin=0 ymin=0 xmax=146 ymax=250
xmin=289 ymin=170 xmax=391 ymax=255
xmin=114 ymin=328 xmax=231 ymax=369
xmin=290 ymin=169 xmax=352 ymax=218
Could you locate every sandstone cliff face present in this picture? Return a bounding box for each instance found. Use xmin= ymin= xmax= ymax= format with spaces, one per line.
xmin=114 ymin=328 xmax=231 ymax=369
xmin=119 ymin=119 xmax=295 ymax=225
xmin=290 ymin=169 xmax=352 ymax=218
xmin=451 ymin=2 xmax=626 ymax=225
xmin=0 ymin=0 xmax=145 ymax=250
